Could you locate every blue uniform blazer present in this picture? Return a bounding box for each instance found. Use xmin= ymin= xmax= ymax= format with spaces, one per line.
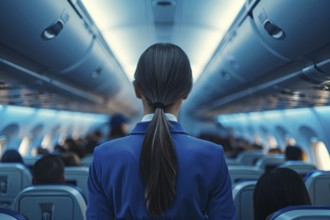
xmin=87 ymin=121 xmax=235 ymax=220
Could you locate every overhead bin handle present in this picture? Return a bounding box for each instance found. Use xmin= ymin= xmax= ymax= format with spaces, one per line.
xmin=41 ymin=19 xmax=64 ymax=40
xmin=264 ymin=20 xmax=286 ymax=40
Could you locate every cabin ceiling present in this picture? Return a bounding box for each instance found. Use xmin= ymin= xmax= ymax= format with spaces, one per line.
xmin=81 ymin=0 xmax=245 ymax=81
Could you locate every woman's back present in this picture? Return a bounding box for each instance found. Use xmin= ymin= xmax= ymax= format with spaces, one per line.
xmin=88 ymin=121 xmax=234 ymax=219
xmin=87 ymin=43 xmax=235 ymax=220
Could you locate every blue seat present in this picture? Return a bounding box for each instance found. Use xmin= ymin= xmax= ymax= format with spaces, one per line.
xmin=0 ymin=208 xmax=27 ymax=220
xmin=305 ymin=170 xmax=330 ymax=205
xmin=278 ymin=161 xmax=317 ymax=177
xmin=13 ymin=185 xmax=86 ymax=220
xmin=232 ymin=180 xmax=257 ymax=220
xmin=22 ymin=155 xmax=42 ymax=167
xmin=267 ymin=205 xmax=330 ymax=220
xmin=235 ymin=151 xmax=265 ymax=165
xmin=228 ymin=165 xmax=263 ymax=183
xmin=225 ymin=158 xmax=242 ymax=166
xmin=64 ymin=167 xmax=89 ymax=201
xmin=0 ymin=163 xmax=32 ymax=208
xmin=255 ymin=155 xmax=285 ymax=172
xmin=80 ymin=155 xmax=93 ymax=167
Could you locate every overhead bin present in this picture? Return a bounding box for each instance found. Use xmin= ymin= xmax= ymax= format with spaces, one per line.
xmin=58 ymin=39 xmax=122 ymax=97
xmin=0 ymin=1 xmax=93 ymax=72
xmin=252 ymin=0 xmax=330 ymax=60
xmin=186 ymin=16 xmax=289 ymax=114
xmin=219 ymin=16 xmax=288 ymax=83
xmin=188 ymin=54 xmax=247 ymax=109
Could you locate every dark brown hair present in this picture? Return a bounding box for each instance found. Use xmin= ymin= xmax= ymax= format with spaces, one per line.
xmin=134 ymin=43 xmax=192 ymax=216
xmin=253 ymin=168 xmax=311 ymax=220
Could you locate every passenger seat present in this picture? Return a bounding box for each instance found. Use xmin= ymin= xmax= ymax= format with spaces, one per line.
xmin=232 ymin=180 xmax=257 ymax=220
xmin=0 ymin=164 xmax=32 ymax=208
xmin=305 ymin=170 xmax=330 ymax=205
xmin=13 ymin=185 xmax=86 ymax=220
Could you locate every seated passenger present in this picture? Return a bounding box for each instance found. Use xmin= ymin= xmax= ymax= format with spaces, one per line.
xmin=285 ymin=145 xmax=305 ymax=161
xmin=107 ymin=113 xmax=129 ymax=141
xmin=64 ymin=138 xmax=85 ymax=158
xmin=254 ymin=168 xmax=311 ymax=220
xmin=32 ymin=154 xmax=65 ymax=184
xmin=0 ymin=149 xmax=24 ymax=163
xmin=60 ymin=152 xmax=80 ymax=166
xmin=268 ymin=147 xmax=283 ymax=155
xmin=35 ymin=147 xmax=50 ymax=156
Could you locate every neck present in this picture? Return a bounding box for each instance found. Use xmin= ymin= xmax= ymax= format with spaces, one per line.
xmin=142 ymin=99 xmax=182 ymax=118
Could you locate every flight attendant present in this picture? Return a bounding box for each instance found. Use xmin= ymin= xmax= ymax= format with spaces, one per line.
xmin=87 ymin=43 xmax=235 ymax=219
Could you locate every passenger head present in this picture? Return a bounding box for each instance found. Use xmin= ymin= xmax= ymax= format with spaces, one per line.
xmin=134 ymin=43 xmax=192 ymax=216
xmin=33 ymin=154 xmax=65 ymax=184
xmin=268 ymin=147 xmax=283 ymax=155
xmin=285 ymin=145 xmax=304 ymax=161
xmin=35 ymin=147 xmax=50 ymax=156
xmin=60 ymin=152 xmax=80 ymax=166
xmin=0 ymin=149 xmax=23 ymax=163
xmin=108 ymin=114 xmax=129 ymax=139
xmin=253 ymin=168 xmax=311 ymax=220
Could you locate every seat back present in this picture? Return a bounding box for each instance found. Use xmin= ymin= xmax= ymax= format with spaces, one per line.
xmin=225 ymin=158 xmax=242 ymax=166
xmin=13 ymin=185 xmax=86 ymax=220
xmin=23 ymin=155 xmax=42 ymax=167
xmin=0 ymin=208 xmax=27 ymax=220
xmin=278 ymin=161 xmax=317 ymax=177
xmin=0 ymin=164 xmax=32 ymax=208
xmin=255 ymin=155 xmax=285 ymax=171
xmin=267 ymin=205 xmax=330 ymax=220
xmin=236 ymin=151 xmax=265 ymax=165
xmin=228 ymin=166 xmax=263 ymax=183
xmin=232 ymin=180 xmax=257 ymax=220
xmin=80 ymin=155 xmax=93 ymax=167
xmin=64 ymin=167 xmax=89 ymax=201
xmin=305 ymin=170 xmax=330 ymax=205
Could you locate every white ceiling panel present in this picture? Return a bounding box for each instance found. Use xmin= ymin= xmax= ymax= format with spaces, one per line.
xmin=82 ymin=0 xmax=245 ymax=81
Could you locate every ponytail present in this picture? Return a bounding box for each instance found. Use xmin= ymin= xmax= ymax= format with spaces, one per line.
xmin=140 ymin=107 xmax=177 ymax=216
xmin=135 ymin=43 xmax=193 ymax=216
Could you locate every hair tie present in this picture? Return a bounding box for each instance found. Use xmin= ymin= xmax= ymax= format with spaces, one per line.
xmin=153 ymin=102 xmax=166 ymax=110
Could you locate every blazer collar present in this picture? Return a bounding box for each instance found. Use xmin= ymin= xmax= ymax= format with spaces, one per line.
xmin=129 ymin=121 xmax=187 ymax=135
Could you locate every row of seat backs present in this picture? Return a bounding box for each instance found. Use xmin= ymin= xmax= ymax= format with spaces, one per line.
xmin=0 ymin=164 xmax=89 ymax=208
xmin=23 ymin=155 xmax=93 ymax=167
xmin=232 ymin=170 xmax=330 ymax=220
xmin=228 ymin=160 xmax=317 ymax=184
xmin=230 ymin=151 xmax=317 ymax=173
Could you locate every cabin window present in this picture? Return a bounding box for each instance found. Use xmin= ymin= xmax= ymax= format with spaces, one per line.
xmin=285 ymin=135 xmax=296 ymax=146
xmin=253 ymin=133 xmax=262 ymax=145
xmin=19 ymin=136 xmax=31 ymax=156
xmin=312 ymin=140 xmax=330 ymax=170
xmin=267 ymin=135 xmax=278 ymax=149
xmin=0 ymin=136 xmax=6 ymax=157
xmin=0 ymin=124 xmax=19 ymax=148
xmin=41 ymin=133 xmax=53 ymax=150
xmin=58 ymin=132 xmax=68 ymax=145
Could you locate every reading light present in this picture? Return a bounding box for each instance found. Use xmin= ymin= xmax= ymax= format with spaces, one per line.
xmin=41 ymin=19 xmax=64 ymax=40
